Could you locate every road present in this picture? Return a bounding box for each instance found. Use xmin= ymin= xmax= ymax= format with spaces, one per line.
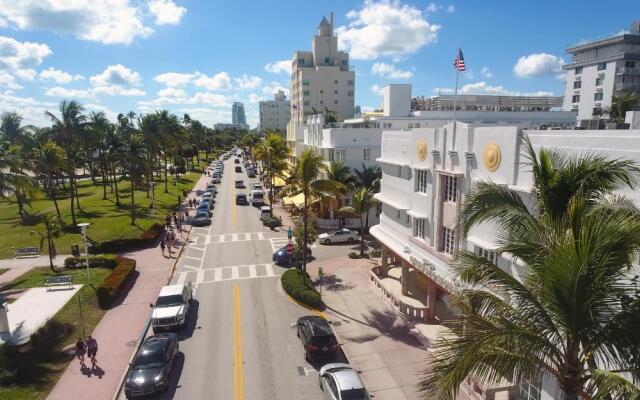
xmin=120 ymin=155 xmax=327 ymax=400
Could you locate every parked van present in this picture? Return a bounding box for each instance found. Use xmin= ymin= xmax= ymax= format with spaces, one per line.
xmin=150 ymin=283 xmax=193 ymax=333
xmin=250 ymin=190 xmax=265 ymax=206
xmin=259 ymin=205 xmax=271 ymax=220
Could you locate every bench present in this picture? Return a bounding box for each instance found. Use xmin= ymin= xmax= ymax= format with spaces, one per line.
xmin=15 ymin=247 xmax=39 ymax=259
xmin=45 ymin=275 xmax=73 ymax=291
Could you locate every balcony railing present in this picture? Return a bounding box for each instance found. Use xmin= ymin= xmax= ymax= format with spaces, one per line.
xmin=615 ymin=82 xmax=640 ymax=91
xmin=616 ymin=67 xmax=640 ymax=76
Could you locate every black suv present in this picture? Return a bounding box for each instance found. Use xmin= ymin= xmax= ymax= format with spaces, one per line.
xmin=235 ymin=193 xmax=248 ymax=205
xmin=296 ymin=316 xmax=339 ymax=361
xmin=124 ymin=333 xmax=179 ymax=398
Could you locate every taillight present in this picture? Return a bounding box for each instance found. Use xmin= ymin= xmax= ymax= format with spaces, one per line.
xmin=331 ymin=344 xmax=339 ymax=351
xmin=307 ymin=344 xmax=318 ymax=351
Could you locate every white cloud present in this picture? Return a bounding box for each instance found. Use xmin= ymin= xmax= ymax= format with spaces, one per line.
xmin=91 ymin=86 xmax=145 ymax=96
xmin=45 ymin=86 xmax=93 ymax=98
xmin=157 ymin=87 xmax=186 ymax=97
xmin=0 ymin=90 xmax=56 ymax=126
xmin=336 ymin=0 xmax=441 ymax=60
xmin=264 ymin=60 xmax=290 ymax=74
xmin=0 ymin=71 xmax=22 ymax=90
xmin=148 ymin=0 xmax=186 ymax=25
xmin=371 ymin=62 xmax=413 ymax=79
xmin=0 ymin=0 xmax=153 ymax=45
xmin=39 ymin=67 xmax=84 ymax=84
xmin=235 ymin=74 xmax=262 ymax=90
xmin=480 ymin=67 xmax=493 ymax=79
xmin=0 ymin=36 xmax=52 ymax=79
xmin=446 ymin=5 xmax=455 ymax=13
xmin=248 ymin=93 xmax=265 ymax=103
xmin=90 ymin=64 xmax=141 ymax=86
xmin=84 ymin=103 xmax=118 ymax=121
xmin=154 ymin=72 xmax=195 ymax=87
xmin=261 ymin=82 xmax=289 ymax=96
xmin=138 ymin=91 xmax=228 ymax=109
xmin=193 ymin=72 xmax=231 ymax=91
xmin=513 ymin=53 xmax=564 ymax=78
xmin=426 ymin=3 xmax=439 ymax=13
xmin=371 ymin=84 xmax=385 ymax=96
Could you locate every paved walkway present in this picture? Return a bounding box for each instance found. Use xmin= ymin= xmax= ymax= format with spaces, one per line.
xmin=47 ymin=172 xmax=210 ymax=400
xmin=0 ymin=254 xmax=72 ymax=288
xmin=307 ymin=257 xmax=431 ymax=400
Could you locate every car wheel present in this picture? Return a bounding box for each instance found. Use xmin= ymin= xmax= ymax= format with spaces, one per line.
xmin=323 ymin=239 xmax=331 ymax=245
xmin=348 ymin=237 xmax=355 ymax=243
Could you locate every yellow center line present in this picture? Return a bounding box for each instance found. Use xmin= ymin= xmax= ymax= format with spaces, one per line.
xmin=233 ymin=285 xmax=244 ymax=400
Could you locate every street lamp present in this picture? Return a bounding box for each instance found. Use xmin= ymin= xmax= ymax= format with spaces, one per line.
xmin=77 ymin=222 xmax=91 ymax=284
xmin=150 ymin=181 xmax=156 ymax=216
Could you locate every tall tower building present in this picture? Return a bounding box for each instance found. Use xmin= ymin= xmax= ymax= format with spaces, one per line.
xmin=289 ymin=13 xmax=356 ymax=127
xmin=232 ymin=102 xmax=246 ymax=125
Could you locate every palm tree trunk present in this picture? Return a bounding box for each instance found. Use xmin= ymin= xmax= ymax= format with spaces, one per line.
xmin=50 ymin=182 xmax=62 ymax=221
xmin=360 ymin=216 xmax=365 ymax=257
xmin=130 ymin=175 xmax=136 ymax=225
xmin=100 ymin=154 xmax=108 ymax=200
xmin=67 ymin=162 xmax=77 ymax=226
xmin=302 ymin=191 xmax=308 ymax=273
xmin=164 ymin=154 xmax=169 ymax=193
xmin=74 ymin=176 xmax=81 ymax=209
xmin=47 ymin=235 xmax=55 ymax=272
xmin=15 ymin=192 xmax=25 ymax=221
xmin=112 ymin=166 xmax=120 ymax=206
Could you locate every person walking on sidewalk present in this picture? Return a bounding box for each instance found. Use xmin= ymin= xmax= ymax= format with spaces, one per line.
xmin=86 ymin=335 xmax=98 ymax=365
xmin=287 ymin=226 xmax=293 ymax=241
xmin=75 ymin=338 xmax=86 ymax=366
xmin=160 ymin=239 xmax=166 ymax=256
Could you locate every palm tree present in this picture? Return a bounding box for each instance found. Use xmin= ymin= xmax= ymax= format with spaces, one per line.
xmin=46 ymin=100 xmax=87 ymax=226
xmin=421 ymin=140 xmax=640 ymax=399
xmin=0 ymin=145 xmax=38 ymax=221
xmin=281 ymin=149 xmax=344 ymax=272
xmin=601 ymin=92 xmax=639 ymax=123
xmin=326 ymin=161 xmax=355 ymax=220
xmin=104 ymin=124 xmax=122 ymax=205
xmin=31 ymin=141 xmax=66 ymax=220
xmin=88 ymin=111 xmax=112 ymax=200
xmin=354 ymin=163 xmax=381 ymax=192
xmin=31 ymin=214 xmax=62 ymax=272
xmin=0 ymin=112 xmax=32 ymax=146
xmin=120 ymin=133 xmax=148 ymax=225
xmin=254 ymin=133 xmax=289 ymax=215
xmin=338 ymin=187 xmax=378 ymax=256
xmin=156 ymin=110 xmax=181 ymax=193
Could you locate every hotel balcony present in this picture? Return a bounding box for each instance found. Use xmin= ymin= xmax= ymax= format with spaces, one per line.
xmin=615 ymin=82 xmax=640 ymax=91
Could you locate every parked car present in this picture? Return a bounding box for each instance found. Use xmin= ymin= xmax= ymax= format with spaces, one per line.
xmin=234 ymin=158 xmax=240 ymax=164
xmin=318 ymin=229 xmax=359 ymax=245
xmin=272 ymin=245 xmax=312 ymax=266
xmin=192 ymin=211 xmax=211 ymax=226
xmin=296 ymin=315 xmax=339 ymax=361
xmin=206 ymin=182 xmax=216 ymax=191
xmin=197 ymin=202 xmax=212 ymax=217
xmin=124 ymin=333 xmax=179 ymax=399
xmin=259 ymin=205 xmax=271 ymax=220
xmin=252 ymin=182 xmax=263 ymax=191
xmin=249 ymin=189 xmax=265 ymax=206
xmin=235 ymin=179 xmax=245 ymax=188
xmin=235 ymin=193 xmax=248 ymax=205
xmin=235 ymin=166 xmax=242 ymax=173
xmin=319 ymin=363 xmax=370 ymax=400
xmin=211 ymin=176 xmax=221 ymax=184
xmin=201 ymin=193 xmax=215 ymax=205
xmin=150 ymin=283 xmax=193 ymax=333
xmin=247 ymin=170 xmax=256 ymax=178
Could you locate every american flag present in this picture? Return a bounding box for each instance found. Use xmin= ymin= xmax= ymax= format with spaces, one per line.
xmin=453 ymin=48 xmax=466 ymax=71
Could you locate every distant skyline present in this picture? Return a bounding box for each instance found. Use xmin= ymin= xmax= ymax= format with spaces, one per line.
xmin=0 ymin=0 xmax=638 ymax=128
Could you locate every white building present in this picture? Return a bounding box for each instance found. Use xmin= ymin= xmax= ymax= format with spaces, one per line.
xmin=562 ymin=20 xmax=640 ymax=128
xmin=259 ymin=90 xmax=290 ymax=132
xmin=288 ymin=13 xmax=355 ymax=139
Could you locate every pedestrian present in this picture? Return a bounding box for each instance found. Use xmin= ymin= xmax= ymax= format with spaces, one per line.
xmin=173 ymin=214 xmax=178 ymax=227
xmin=75 ymin=338 xmax=86 ymax=366
xmin=287 ymin=226 xmax=293 ymax=240
xmin=160 ymin=239 xmax=166 ymax=256
xmin=166 ymin=238 xmax=172 ymax=256
xmin=86 ymin=335 xmax=98 ymax=365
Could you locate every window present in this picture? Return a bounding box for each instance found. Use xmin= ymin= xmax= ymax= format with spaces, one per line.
xmin=320 ymin=90 xmax=323 ymax=94
xmin=397 ymin=165 xmax=403 ymax=178
xmin=413 ymin=218 xmax=426 ymax=239
xmin=572 ymin=95 xmax=580 ymax=103
xmin=593 ymin=107 xmax=602 ymax=116
xmin=595 ymin=76 xmax=604 ymax=86
xmin=415 ymin=169 xmax=428 ymax=193
xmin=415 ymin=123 xmax=420 ymax=128
xmin=334 ymin=80 xmax=338 ymax=84
xmin=320 ymin=100 xmax=324 ymax=105
xmin=597 ymin=62 xmax=607 ymax=71
xmin=303 ymin=90 xmax=310 ymax=96
xmin=334 ymin=148 xmax=345 ymax=162
xmin=573 ymin=81 xmax=581 ymax=89
xmin=347 ymin=80 xmax=354 ymax=86
xmin=406 ymin=214 xmax=411 ymax=224
xmin=408 ymin=123 xmax=414 ymax=128
xmin=575 ymin=66 xmax=583 ymax=75
xmin=347 ymin=90 xmax=354 ymax=96
xmin=594 ymin=92 xmax=603 ymax=101
xmin=443 ymin=175 xmax=458 ymax=202
xmin=363 ymin=148 xmax=370 ymax=161
xmin=334 ymin=100 xmax=338 ymax=105
xmin=324 ymin=57 xmax=330 ymax=64
xmin=334 ymin=90 xmax=338 ymax=94
xmin=396 ymin=209 xmax=401 ymax=219
xmin=383 ymin=123 xmax=392 ymax=129
xmin=475 ymin=246 xmax=496 ymax=264
xmin=441 ymin=227 xmax=456 ymax=255
xmin=303 ymin=80 xmax=310 ymax=86
xmin=625 ymin=61 xmax=636 ymax=68
xmin=517 ymin=379 xmax=542 ymax=400
xmin=303 ymin=100 xmax=309 ymax=106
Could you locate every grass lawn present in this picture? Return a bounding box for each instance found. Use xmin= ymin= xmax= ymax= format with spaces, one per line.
xmin=0 ymin=156 xmax=212 ymax=259
xmin=0 ymin=266 xmax=112 ymax=400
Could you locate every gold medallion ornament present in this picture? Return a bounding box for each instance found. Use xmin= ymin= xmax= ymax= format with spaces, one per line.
xmin=416 ymin=140 xmax=427 ymax=161
xmin=483 ymin=142 xmax=501 ymax=172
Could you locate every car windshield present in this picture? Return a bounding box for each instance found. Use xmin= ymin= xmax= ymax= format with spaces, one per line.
xmin=311 ymin=334 xmax=335 ymax=346
xmin=340 ymin=389 xmax=368 ymax=400
xmin=156 ymin=294 xmax=183 ymax=307
xmin=133 ymin=347 xmax=165 ymax=369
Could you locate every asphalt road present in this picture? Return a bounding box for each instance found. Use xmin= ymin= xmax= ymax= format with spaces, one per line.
xmin=120 ymin=155 xmax=329 ymax=400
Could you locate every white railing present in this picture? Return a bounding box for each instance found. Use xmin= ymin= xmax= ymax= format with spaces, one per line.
xmin=316 ymin=217 xmax=361 ymax=229
xmin=369 ymin=266 xmax=431 ymax=322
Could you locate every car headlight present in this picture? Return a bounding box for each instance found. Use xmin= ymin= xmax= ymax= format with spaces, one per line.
xmin=154 ymin=374 xmax=163 ymax=382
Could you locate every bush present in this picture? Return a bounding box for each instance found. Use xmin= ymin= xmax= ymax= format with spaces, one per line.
xmin=281 ymin=269 xmax=321 ymax=309
xmin=64 ymin=255 xmax=117 ymax=269
xmin=348 ymin=251 xmax=362 ymax=259
xmin=369 ymin=249 xmax=381 ymax=258
xmin=96 ymin=257 xmax=136 ymax=309
xmin=92 ymin=223 xmax=164 ymax=253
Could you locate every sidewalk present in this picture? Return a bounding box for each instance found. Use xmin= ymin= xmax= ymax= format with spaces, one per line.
xmin=47 ymin=172 xmax=210 ymax=400
xmin=307 ymin=257 xmax=431 ymax=400
xmin=0 ymin=254 xmax=72 ymax=288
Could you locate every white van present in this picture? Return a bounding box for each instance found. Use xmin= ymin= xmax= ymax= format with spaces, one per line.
xmin=250 ymin=189 xmax=265 ymax=206
xmin=259 ymin=206 xmax=271 ymax=220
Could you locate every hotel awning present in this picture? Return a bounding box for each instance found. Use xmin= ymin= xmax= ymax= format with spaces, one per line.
xmin=273 ymin=170 xmax=291 ymax=188
xmin=282 ymin=193 xmax=318 ymax=209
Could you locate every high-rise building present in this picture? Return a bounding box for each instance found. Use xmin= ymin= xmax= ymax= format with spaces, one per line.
xmin=232 ymin=102 xmax=246 ymax=126
xmin=259 ymin=90 xmax=291 ymax=132
xmin=289 ymin=13 xmax=356 ymax=127
xmin=562 ymin=20 xmax=640 ymax=128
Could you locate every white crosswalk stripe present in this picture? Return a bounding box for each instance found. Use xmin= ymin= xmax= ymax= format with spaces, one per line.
xmin=205 ymin=231 xmax=265 ymax=244
xmin=191 ymin=263 xmax=279 ymax=284
xmin=269 ymin=237 xmax=290 ymax=252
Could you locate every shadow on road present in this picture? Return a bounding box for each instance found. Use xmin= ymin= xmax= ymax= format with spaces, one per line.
xmin=178 ymin=299 xmax=200 ymax=340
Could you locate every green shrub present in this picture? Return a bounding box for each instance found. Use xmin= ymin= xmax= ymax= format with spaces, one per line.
xmin=281 ymin=269 xmax=321 ymax=309
xmin=92 ymin=223 xmax=163 ymax=253
xmin=96 ymin=257 xmax=136 ymax=309
xmin=369 ymin=249 xmax=381 ymax=258
xmin=348 ymin=251 xmax=362 ymax=259
xmin=64 ymin=255 xmax=117 ymax=269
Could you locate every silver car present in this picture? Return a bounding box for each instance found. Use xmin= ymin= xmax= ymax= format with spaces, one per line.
xmin=319 ymin=363 xmax=370 ymax=400
xmin=318 ymin=229 xmax=359 ymax=245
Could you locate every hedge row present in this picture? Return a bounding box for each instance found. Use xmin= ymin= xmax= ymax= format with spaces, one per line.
xmin=91 ymin=223 xmax=164 ymax=254
xmin=96 ymin=257 xmax=137 ymax=309
xmin=64 ymin=254 xmax=118 ymax=269
xmin=281 ymin=269 xmax=322 ymax=309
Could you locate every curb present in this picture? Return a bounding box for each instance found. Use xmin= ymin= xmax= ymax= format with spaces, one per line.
xmin=275 ymin=274 xmax=327 ymax=319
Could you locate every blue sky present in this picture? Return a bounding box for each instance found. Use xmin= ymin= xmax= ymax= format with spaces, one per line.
xmin=0 ymin=0 xmax=639 ymax=128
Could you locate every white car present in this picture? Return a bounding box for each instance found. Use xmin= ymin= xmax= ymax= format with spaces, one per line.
xmin=150 ymin=283 xmax=193 ymax=333
xmin=251 ymin=182 xmax=263 ymax=191
xmin=318 ymin=229 xmax=359 ymax=245
xmin=319 ymin=363 xmax=370 ymax=400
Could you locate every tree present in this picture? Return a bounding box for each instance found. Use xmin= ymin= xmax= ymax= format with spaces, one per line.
xmin=0 ymin=112 xmax=31 ymax=146
xmin=156 ymin=110 xmax=181 ymax=192
xmin=31 ymin=141 xmax=66 ymax=220
xmin=601 ymin=92 xmax=639 ymax=123
xmin=120 ymin=133 xmax=148 ymax=225
xmin=46 ymin=100 xmax=87 ymax=226
xmin=88 ymin=111 xmax=112 ymax=200
xmin=31 ymin=214 xmax=62 ymax=272
xmin=0 ymin=145 xmax=38 ymax=221
xmin=281 ymin=149 xmax=343 ymax=272
xmin=254 ymin=133 xmax=289 ymax=215
xmin=354 ymin=163 xmax=381 ymax=192
xmin=421 ymin=139 xmax=640 ymax=399
xmin=338 ymin=187 xmax=378 ymax=256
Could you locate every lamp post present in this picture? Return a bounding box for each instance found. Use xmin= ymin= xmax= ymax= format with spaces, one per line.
xmin=150 ymin=181 xmax=156 ymax=216
xmin=77 ymin=222 xmax=91 ymax=284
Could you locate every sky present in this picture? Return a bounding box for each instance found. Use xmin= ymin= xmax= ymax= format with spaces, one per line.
xmin=0 ymin=0 xmax=639 ymax=129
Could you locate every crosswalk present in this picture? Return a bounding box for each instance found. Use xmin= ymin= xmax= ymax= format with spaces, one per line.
xmin=269 ymin=237 xmax=290 ymax=252
xmin=174 ymin=263 xmax=277 ymax=285
xmin=190 ymin=231 xmax=265 ymax=245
